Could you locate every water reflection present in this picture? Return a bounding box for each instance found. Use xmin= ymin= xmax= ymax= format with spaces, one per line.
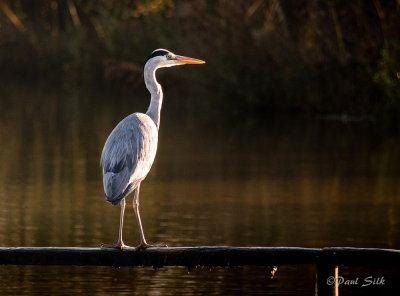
xmin=0 ymin=84 xmax=399 ymax=294
xmin=0 ymin=265 xmax=316 ymax=296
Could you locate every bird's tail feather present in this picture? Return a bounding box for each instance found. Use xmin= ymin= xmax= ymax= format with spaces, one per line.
xmin=103 ymin=172 xmax=134 ymax=205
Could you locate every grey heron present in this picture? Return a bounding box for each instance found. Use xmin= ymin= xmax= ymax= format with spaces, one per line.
xmin=100 ymin=49 xmax=205 ymax=250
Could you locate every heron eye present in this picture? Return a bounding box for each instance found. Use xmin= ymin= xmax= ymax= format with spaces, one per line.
xmin=166 ymin=54 xmax=173 ymax=60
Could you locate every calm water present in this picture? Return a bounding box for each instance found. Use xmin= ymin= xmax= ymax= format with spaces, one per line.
xmin=0 ymin=84 xmax=399 ymax=295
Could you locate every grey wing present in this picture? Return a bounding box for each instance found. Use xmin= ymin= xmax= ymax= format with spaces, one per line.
xmin=100 ymin=115 xmax=143 ymax=205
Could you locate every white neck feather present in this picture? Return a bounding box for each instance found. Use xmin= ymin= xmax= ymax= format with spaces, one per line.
xmin=144 ymin=61 xmax=163 ymax=128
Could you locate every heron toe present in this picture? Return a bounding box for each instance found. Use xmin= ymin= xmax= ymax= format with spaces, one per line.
xmin=101 ymin=242 xmax=132 ymax=250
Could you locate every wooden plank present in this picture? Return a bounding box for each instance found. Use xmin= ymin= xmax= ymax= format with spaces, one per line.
xmin=0 ymin=246 xmax=319 ymax=267
xmin=0 ymin=246 xmax=399 ymax=268
xmin=319 ymin=247 xmax=400 ymax=268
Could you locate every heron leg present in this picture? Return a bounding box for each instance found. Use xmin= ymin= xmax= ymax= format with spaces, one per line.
xmin=133 ymin=184 xmax=148 ymax=248
xmin=133 ymin=184 xmax=168 ymax=249
xmin=101 ymin=198 xmax=130 ymax=250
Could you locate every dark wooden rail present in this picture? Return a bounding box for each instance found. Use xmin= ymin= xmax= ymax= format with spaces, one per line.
xmin=1 ymin=246 xmax=399 ymax=268
xmin=1 ymin=246 xmax=399 ymax=296
xmin=0 ymin=246 xmax=320 ymax=267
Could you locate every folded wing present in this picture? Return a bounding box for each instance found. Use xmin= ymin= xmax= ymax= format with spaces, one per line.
xmin=100 ymin=113 xmax=158 ymax=205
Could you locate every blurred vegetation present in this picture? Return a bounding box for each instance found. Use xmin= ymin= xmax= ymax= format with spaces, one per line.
xmin=0 ymin=0 xmax=399 ymax=123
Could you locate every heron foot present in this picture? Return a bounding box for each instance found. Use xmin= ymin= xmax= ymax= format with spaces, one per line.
xmin=136 ymin=242 xmax=168 ymax=250
xmin=101 ymin=241 xmax=132 ymax=251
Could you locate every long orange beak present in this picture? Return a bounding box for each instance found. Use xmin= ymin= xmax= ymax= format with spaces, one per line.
xmin=174 ymin=55 xmax=205 ymax=64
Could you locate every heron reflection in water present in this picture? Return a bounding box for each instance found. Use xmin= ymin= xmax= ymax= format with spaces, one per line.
xmin=100 ymin=49 xmax=205 ymax=250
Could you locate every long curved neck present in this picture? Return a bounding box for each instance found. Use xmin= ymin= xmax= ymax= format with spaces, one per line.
xmin=144 ymin=62 xmax=163 ymax=128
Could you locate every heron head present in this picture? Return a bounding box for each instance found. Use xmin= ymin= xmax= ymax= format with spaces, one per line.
xmin=145 ymin=49 xmax=205 ymax=68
